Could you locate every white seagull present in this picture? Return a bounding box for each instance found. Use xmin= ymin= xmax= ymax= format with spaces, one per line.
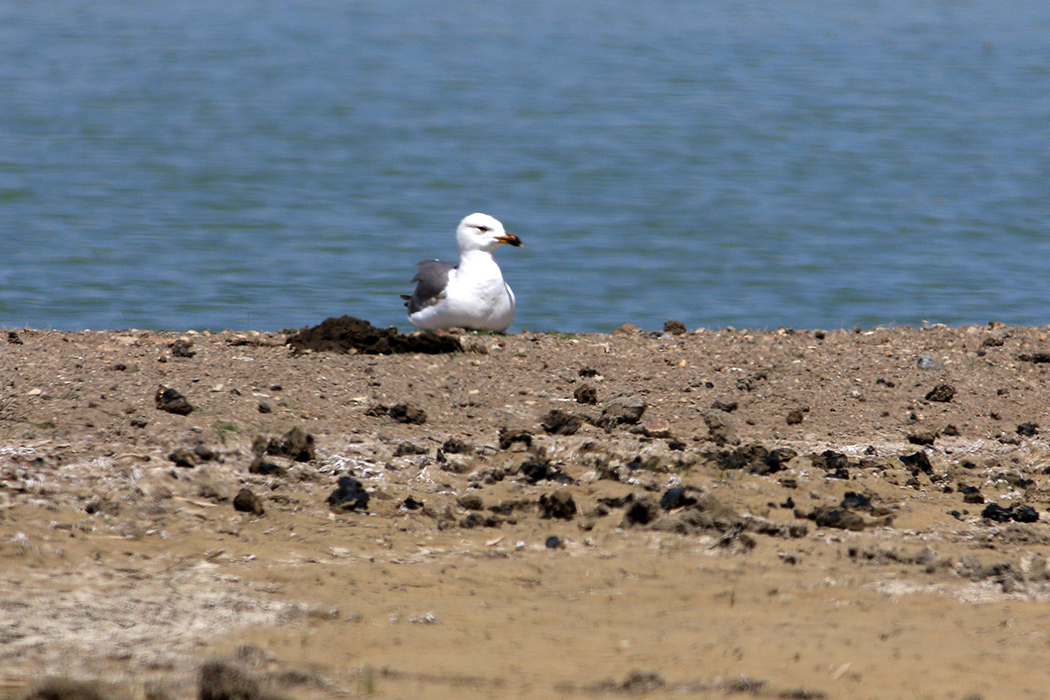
xmin=402 ymin=213 xmax=522 ymax=332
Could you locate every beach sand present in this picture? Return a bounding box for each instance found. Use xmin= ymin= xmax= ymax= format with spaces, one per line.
xmin=3 ymin=321 xmax=1050 ymax=700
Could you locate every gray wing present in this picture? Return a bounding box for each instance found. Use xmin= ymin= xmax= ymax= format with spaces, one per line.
xmin=404 ymin=259 xmax=456 ymax=314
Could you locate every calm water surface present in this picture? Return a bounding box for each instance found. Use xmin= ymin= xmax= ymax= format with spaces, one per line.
xmin=2 ymin=0 xmax=1049 ymax=333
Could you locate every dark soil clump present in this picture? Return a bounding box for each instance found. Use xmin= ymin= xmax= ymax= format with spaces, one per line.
xmin=286 ymin=316 xmax=462 ymax=355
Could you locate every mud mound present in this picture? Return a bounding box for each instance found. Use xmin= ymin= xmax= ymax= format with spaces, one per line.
xmin=285 ymin=316 xmax=461 ymax=354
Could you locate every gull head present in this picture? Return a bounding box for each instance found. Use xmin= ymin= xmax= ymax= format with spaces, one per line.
xmin=456 ymin=213 xmax=522 ymax=254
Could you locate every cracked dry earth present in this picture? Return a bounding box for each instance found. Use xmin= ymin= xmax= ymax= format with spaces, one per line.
xmin=4 ymin=321 xmax=1050 ymax=700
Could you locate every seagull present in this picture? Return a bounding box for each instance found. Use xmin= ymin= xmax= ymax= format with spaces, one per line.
xmin=402 ymin=213 xmax=522 ymax=332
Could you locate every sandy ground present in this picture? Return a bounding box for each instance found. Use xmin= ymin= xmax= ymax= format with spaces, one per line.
xmin=4 ymin=320 xmax=1050 ymax=700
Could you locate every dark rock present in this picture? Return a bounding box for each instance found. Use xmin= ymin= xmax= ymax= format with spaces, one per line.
xmin=807 ymin=506 xmax=867 ymax=531
xmin=540 ymin=409 xmax=584 ymax=436
xmin=545 ymin=536 xmax=564 ymax=549
xmin=23 ymin=678 xmax=109 ymax=700
xmin=233 ymin=488 xmax=264 ymax=516
xmin=1017 ymin=422 xmax=1039 ymax=437
xmin=366 ymin=403 xmax=426 ymax=425
xmin=660 ymin=485 xmax=702 ymax=510
xmin=457 ymin=494 xmax=484 ymax=511
xmin=401 ymin=496 xmax=424 ymax=510
xmin=840 ymin=492 xmax=871 ymax=511
xmin=6 ymin=330 xmax=22 ymax=345
xmin=168 ymin=448 xmax=199 ymax=468
xmin=1018 ymin=352 xmax=1050 ymax=363
xmin=248 ymin=458 xmax=286 ymax=477
xmin=520 ymin=455 xmax=573 ymax=484
xmin=785 ymin=409 xmax=806 ymax=425
xmin=598 ymin=394 xmax=646 ymax=430
xmin=251 ymin=428 xmax=316 ymax=462
xmin=663 ymin=320 xmax=687 ymax=335
xmin=925 ymin=384 xmax=956 ymax=402
xmin=710 ymin=443 xmax=769 ymax=472
xmin=899 ymin=451 xmax=934 ymax=475
xmin=85 ymin=499 xmax=120 ymax=516
xmin=579 ymin=367 xmax=601 ymax=378
xmin=702 ymin=410 xmax=739 ymax=446
xmin=667 ymin=438 xmax=687 ymax=451
xmin=597 ymin=494 xmax=635 ymax=509
xmin=958 ymin=484 xmax=984 ymax=504
xmin=1013 ymin=504 xmax=1040 ymax=523
xmin=498 ymin=427 xmax=532 ymax=450
xmin=982 ymin=502 xmax=1040 ymax=523
xmin=155 ymin=385 xmax=194 ymax=415
xmin=199 ymin=660 xmax=269 ymax=700
xmin=327 ymin=476 xmax=369 ymax=512
xmin=907 ymin=430 xmax=938 ymax=446
xmin=395 ymin=441 xmax=427 ymax=456
xmin=171 ymin=338 xmax=196 ymax=358
xmin=620 ymin=497 xmax=660 ymax=527
xmin=811 ymin=450 xmax=850 ymax=472
xmin=441 ymin=437 xmax=473 ymax=454
xmin=711 ymin=399 xmax=738 ymax=413
xmin=278 ymin=427 xmax=315 ymax=461
xmin=257 ymin=402 xmax=272 ymax=414
xmin=574 ymin=383 xmax=598 ymax=404
xmin=981 ymin=503 xmax=1013 ymax=522
xmin=766 ymin=448 xmax=798 ymax=472
xmin=286 ymin=315 xmax=461 ymax=355
xmin=539 ymin=490 xmax=577 ymax=520
xmin=653 ymin=493 xmax=807 ymax=539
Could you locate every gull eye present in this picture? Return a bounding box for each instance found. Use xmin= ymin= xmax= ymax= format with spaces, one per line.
xmin=476 ymin=225 xmax=491 ymax=232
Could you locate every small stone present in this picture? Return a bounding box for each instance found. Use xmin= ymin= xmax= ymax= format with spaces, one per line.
xmin=981 ymin=503 xmax=1013 ymax=522
xmin=441 ymin=437 xmax=473 ymax=454
xmin=199 ymin=661 xmax=263 ymax=700
xmin=917 ymin=352 xmax=945 ymax=370
xmin=278 ymin=427 xmax=315 ymax=461
xmin=248 ymin=457 xmax=286 ymax=477
xmin=925 ymin=384 xmax=955 ymax=403
xmin=257 ymin=401 xmax=272 ymax=414
xmin=365 ymin=403 xmax=427 ymax=425
xmin=1017 ymin=422 xmax=1039 ymax=437
xmin=634 ymin=418 xmax=671 ymax=438
xmin=458 ymin=494 xmax=484 ymax=511
xmin=785 ymin=409 xmax=806 ymax=425
xmin=598 ymin=394 xmax=646 ymax=431
xmin=808 ymin=505 xmax=867 ymax=531
xmin=539 ymin=490 xmax=577 ymax=520
xmin=233 ymin=488 xmax=264 ymax=516
xmin=660 ymin=486 xmax=702 ymax=510
xmin=612 ymin=323 xmax=640 ymax=335
xmin=327 ymin=476 xmax=369 ymax=512
xmin=620 ymin=497 xmax=660 ymax=527
xmin=541 ymin=409 xmax=584 ymax=436
xmin=395 ymin=441 xmax=427 ymax=456
xmin=574 ymin=383 xmax=598 ymax=404
xmin=401 ymin=496 xmax=424 ymax=510
xmin=663 ymin=320 xmax=687 ymax=335
xmin=168 ymin=448 xmax=198 ymax=468
xmin=498 ymin=427 xmax=532 ymax=450
xmin=155 ymin=385 xmax=193 ymax=415
xmin=907 ymin=430 xmax=938 ymax=446
xmin=170 ymin=338 xmax=196 ymax=358
xmin=545 ymin=535 xmax=564 ymax=549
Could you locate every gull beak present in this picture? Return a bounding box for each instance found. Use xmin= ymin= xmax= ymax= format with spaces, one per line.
xmin=496 ymin=234 xmax=522 ymax=247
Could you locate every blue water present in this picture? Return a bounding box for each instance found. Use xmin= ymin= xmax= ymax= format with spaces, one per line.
xmin=2 ymin=0 xmax=1049 ymax=333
